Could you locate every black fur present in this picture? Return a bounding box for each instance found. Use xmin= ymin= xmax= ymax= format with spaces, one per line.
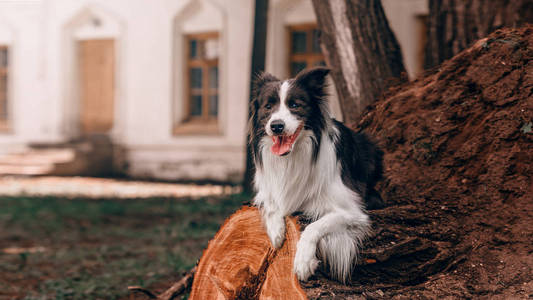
xmin=249 ymin=72 xmax=278 ymax=168
xmin=332 ymin=120 xmax=384 ymax=210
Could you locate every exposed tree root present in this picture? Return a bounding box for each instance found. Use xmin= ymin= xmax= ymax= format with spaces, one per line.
xmin=128 ymin=266 xmax=196 ymax=300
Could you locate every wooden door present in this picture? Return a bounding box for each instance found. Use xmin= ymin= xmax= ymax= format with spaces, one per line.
xmin=78 ymin=39 xmax=115 ymax=134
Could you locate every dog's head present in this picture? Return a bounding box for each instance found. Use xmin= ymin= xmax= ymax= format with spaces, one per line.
xmin=249 ymin=67 xmax=330 ymax=159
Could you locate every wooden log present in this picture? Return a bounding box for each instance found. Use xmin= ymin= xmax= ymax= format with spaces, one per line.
xmin=189 ymin=206 xmax=307 ymax=300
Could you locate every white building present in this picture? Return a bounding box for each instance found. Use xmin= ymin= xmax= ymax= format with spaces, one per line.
xmin=0 ymin=0 xmax=427 ymax=182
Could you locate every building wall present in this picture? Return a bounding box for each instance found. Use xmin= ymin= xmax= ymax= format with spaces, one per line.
xmin=120 ymin=0 xmax=253 ymax=182
xmin=0 ymin=0 xmax=427 ymax=182
xmin=40 ymin=0 xmax=253 ymax=182
xmin=0 ymin=1 xmax=46 ymax=153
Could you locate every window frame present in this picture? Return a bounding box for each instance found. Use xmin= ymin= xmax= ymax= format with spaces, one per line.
xmin=174 ymin=32 xmax=220 ymax=135
xmin=287 ymin=24 xmax=324 ymax=77
xmin=0 ymin=45 xmax=9 ymax=132
xmin=184 ymin=32 xmax=220 ymax=122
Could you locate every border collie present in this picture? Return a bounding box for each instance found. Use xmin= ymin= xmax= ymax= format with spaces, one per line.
xmin=248 ymin=67 xmax=383 ymax=282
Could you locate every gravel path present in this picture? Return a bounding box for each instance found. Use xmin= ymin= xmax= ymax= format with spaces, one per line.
xmin=0 ymin=176 xmax=240 ymax=199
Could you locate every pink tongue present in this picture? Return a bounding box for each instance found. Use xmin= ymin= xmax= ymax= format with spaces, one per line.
xmin=271 ymin=136 xmax=292 ymax=156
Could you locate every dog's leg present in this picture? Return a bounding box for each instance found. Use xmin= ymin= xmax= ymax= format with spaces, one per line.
xmin=256 ymin=192 xmax=286 ymax=249
xmin=293 ymin=209 xmax=370 ymax=281
xmin=262 ymin=208 xmax=286 ymax=249
xmin=317 ymin=231 xmax=359 ymax=283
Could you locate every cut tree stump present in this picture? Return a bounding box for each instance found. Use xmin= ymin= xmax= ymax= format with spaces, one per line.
xmin=189 ymin=206 xmax=307 ymax=300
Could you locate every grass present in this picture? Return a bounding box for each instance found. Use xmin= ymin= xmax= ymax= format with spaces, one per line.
xmin=0 ymin=194 xmax=248 ymax=299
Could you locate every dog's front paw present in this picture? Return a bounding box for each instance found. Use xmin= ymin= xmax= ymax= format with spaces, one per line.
xmin=265 ymin=216 xmax=286 ymax=249
xmin=293 ymin=241 xmax=319 ymax=281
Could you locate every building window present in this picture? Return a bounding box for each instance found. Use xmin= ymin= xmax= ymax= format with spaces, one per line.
xmin=175 ymin=32 xmax=219 ymax=135
xmin=180 ymin=32 xmax=219 ymax=133
xmin=288 ymin=24 xmax=325 ymax=77
xmin=0 ymin=46 xmax=8 ymax=130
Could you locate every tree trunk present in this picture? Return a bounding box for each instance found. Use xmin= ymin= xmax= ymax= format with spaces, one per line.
xmin=243 ymin=0 xmax=269 ymax=194
xmin=424 ymin=0 xmax=533 ymax=69
xmin=311 ymin=0 xmax=407 ymax=125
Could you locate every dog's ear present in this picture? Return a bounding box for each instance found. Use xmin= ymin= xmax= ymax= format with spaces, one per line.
xmin=249 ymin=71 xmax=277 ymax=126
xmin=294 ymin=67 xmax=330 ymax=94
xmin=252 ymin=71 xmax=278 ymax=100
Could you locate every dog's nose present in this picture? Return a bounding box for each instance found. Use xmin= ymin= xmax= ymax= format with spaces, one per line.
xmin=270 ymin=120 xmax=285 ymax=135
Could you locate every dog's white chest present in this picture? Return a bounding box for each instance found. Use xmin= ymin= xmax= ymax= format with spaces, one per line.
xmin=254 ymin=133 xmax=344 ymax=216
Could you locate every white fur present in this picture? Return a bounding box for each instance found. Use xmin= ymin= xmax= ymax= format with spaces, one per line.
xmin=265 ymin=80 xmax=301 ymax=136
xmin=254 ymin=112 xmax=371 ymax=282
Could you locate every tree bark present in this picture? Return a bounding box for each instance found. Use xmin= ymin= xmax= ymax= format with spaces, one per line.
xmin=311 ymin=0 xmax=407 ymax=125
xmin=424 ymin=0 xmax=533 ymax=69
xmin=243 ymin=0 xmax=269 ymax=194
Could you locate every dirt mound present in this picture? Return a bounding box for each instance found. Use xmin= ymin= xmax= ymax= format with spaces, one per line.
xmin=304 ymin=26 xmax=533 ymax=298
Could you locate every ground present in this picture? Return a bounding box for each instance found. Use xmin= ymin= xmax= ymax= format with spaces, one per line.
xmin=0 ymin=188 xmax=246 ymax=300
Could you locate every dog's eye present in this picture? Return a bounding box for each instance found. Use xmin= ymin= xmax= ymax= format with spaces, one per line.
xmin=265 ymin=103 xmax=272 ymax=109
xmin=288 ymin=101 xmax=299 ymax=109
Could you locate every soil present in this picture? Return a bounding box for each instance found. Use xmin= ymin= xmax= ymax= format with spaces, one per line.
xmin=302 ymin=26 xmax=533 ymax=299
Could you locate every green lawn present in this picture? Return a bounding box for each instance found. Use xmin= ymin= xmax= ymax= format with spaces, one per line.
xmin=0 ymin=194 xmax=248 ymax=299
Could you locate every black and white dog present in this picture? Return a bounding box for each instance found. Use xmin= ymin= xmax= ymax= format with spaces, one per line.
xmin=248 ymin=67 xmax=383 ymax=282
